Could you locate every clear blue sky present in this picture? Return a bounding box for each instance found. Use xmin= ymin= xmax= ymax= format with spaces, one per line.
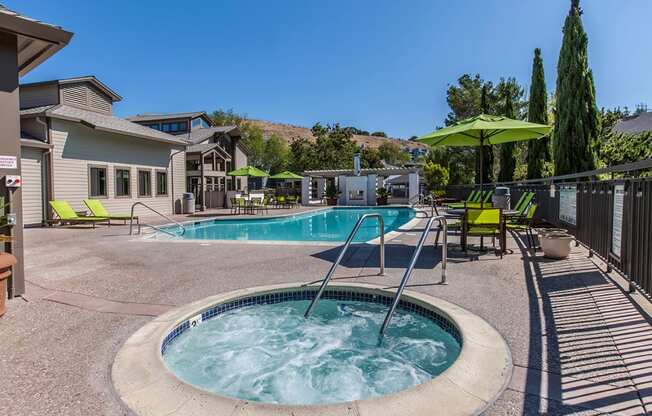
xmin=13 ymin=0 xmax=652 ymax=138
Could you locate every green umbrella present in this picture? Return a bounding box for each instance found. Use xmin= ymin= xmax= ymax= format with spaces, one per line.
xmin=269 ymin=171 xmax=303 ymax=180
xmin=417 ymin=114 xmax=552 ymax=191
xmin=227 ymin=165 xmax=269 ymax=177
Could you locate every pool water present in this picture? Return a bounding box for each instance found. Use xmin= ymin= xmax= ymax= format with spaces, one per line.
xmin=166 ymin=207 xmax=416 ymax=242
xmin=163 ymin=299 xmax=461 ymax=405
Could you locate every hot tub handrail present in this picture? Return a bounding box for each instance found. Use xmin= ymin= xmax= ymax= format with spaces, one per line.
xmin=380 ymin=215 xmax=447 ymax=336
xmin=129 ymin=202 xmax=186 ymax=237
xmin=304 ymin=213 xmax=385 ymax=318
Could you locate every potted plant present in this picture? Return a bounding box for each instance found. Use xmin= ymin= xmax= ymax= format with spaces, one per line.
xmin=539 ymin=230 xmax=574 ymax=259
xmin=376 ymin=187 xmax=390 ymax=206
xmin=325 ymin=182 xmax=340 ymax=206
xmin=0 ymin=196 xmax=15 ymax=317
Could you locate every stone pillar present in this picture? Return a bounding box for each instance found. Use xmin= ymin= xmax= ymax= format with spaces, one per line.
xmin=366 ymin=174 xmax=377 ymax=206
xmin=301 ymin=177 xmax=310 ymax=206
xmin=337 ymin=175 xmax=347 ymax=205
xmin=408 ymin=172 xmax=419 ymax=203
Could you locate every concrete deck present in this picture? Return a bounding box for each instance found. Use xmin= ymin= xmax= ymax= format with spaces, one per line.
xmin=1 ymin=206 xmax=651 ymax=415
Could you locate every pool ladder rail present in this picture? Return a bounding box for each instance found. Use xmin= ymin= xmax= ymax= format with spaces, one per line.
xmin=304 ymin=213 xmax=448 ymax=337
xmin=128 ymin=202 xmax=186 ymax=238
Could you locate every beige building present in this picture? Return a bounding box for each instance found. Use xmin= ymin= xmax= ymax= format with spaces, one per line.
xmin=128 ymin=112 xmax=248 ymax=210
xmin=19 ymin=76 xmax=187 ymax=225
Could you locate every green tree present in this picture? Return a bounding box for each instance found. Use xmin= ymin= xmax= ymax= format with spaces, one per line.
xmin=288 ymin=137 xmax=315 ymax=173
xmin=241 ymin=125 xmax=265 ymax=167
xmin=477 ymin=85 xmax=494 ymax=183
xmin=210 ymin=108 xmax=247 ymax=127
xmin=497 ymin=90 xmax=517 ymax=182
xmin=553 ymin=0 xmax=600 ymax=175
xmin=371 ymin=131 xmax=387 ymax=138
xmin=378 ymin=142 xmax=409 ymax=165
xmin=423 ymin=161 xmax=449 ymax=192
xmin=311 ymin=123 xmax=359 ymax=169
xmin=527 ymin=48 xmax=551 ymax=179
xmin=361 ymin=147 xmax=383 ymax=168
xmin=262 ymin=134 xmax=289 ymax=174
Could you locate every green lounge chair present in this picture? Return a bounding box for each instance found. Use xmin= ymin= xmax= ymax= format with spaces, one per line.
xmin=513 ymin=192 xmax=535 ymax=215
xmin=447 ymin=190 xmax=480 ymax=209
xmin=84 ymin=199 xmax=138 ymax=225
xmin=49 ymin=200 xmax=108 ymax=228
xmin=507 ymin=203 xmax=538 ymax=248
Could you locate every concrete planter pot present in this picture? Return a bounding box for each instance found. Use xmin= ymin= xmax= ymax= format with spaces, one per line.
xmin=0 ymin=252 xmax=17 ymax=318
xmin=541 ymin=232 xmax=574 ymax=259
xmin=326 ymin=197 xmax=338 ymax=206
xmin=376 ymin=197 xmax=388 ymax=206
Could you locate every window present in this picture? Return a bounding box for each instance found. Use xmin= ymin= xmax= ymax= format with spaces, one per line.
xmin=201 ymin=119 xmax=210 ymax=128
xmin=156 ymin=171 xmax=168 ymax=196
xmin=89 ymin=166 xmax=107 ymax=197
xmin=115 ymin=168 xmax=131 ymax=197
xmin=146 ymin=123 xmax=160 ymax=131
xmin=138 ymin=170 xmax=152 ymax=197
xmin=161 ymin=121 xmax=188 ymax=133
xmin=236 ymin=178 xmax=242 ymax=190
xmin=191 ymin=118 xmax=201 ymax=128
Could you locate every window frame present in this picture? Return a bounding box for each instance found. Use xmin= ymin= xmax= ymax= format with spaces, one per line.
xmin=155 ymin=169 xmax=168 ymax=197
xmin=114 ymin=166 xmax=132 ymax=198
xmin=88 ymin=164 xmax=108 ymax=199
xmin=137 ymin=169 xmax=152 ymax=198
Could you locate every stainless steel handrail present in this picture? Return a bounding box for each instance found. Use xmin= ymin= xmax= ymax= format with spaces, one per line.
xmin=380 ymin=215 xmax=447 ymax=335
xmin=129 ymin=202 xmax=186 ymax=237
xmin=304 ymin=213 xmax=385 ymax=318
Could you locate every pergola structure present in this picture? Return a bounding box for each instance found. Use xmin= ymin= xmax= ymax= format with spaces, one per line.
xmin=302 ymin=167 xmax=421 ymax=205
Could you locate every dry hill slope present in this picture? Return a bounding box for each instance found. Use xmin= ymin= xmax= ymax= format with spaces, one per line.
xmin=247 ymin=119 xmax=428 ymax=151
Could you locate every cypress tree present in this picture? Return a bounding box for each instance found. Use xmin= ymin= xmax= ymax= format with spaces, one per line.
xmin=527 ymin=48 xmax=550 ymax=179
xmin=476 ymin=85 xmax=494 ymax=184
xmin=498 ymin=93 xmax=517 ymax=182
xmin=553 ymin=0 xmax=600 ymax=175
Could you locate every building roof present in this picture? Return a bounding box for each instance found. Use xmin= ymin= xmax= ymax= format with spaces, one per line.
xmin=126 ymin=112 xmax=208 ymax=123
xmin=21 ymin=76 xmax=122 ymax=101
xmin=185 ymin=126 xmax=241 ymax=144
xmin=186 ymin=143 xmax=232 ymax=160
xmin=613 ymin=112 xmax=652 ymax=135
xmin=20 ymin=104 xmax=187 ymax=146
xmin=0 ymin=4 xmax=73 ymax=76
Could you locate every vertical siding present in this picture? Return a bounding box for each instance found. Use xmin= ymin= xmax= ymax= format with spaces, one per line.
xmin=235 ymin=145 xmax=248 ymax=191
xmin=20 ymin=147 xmax=44 ymax=225
xmin=50 ymin=119 xmax=184 ymax=216
xmin=171 ymin=150 xmax=186 ymax=213
xmin=60 ymin=82 xmax=112 ymax=114
xmin=19 ymin=83 xmax=59 ymax=109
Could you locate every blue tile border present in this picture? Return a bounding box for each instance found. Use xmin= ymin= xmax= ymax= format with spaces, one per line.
xmin=161 ymin=288 xmax=462 ymax=354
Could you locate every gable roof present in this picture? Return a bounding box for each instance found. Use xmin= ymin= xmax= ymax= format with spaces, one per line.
xmin=20 ymin=104 xmax=186 ymax=145
xmin=613 ymin=112 xmax=652 ymax=135
xmin=21 ymin=76 xmax=122 ymax=102
xmin=185 ymin=126 xmax=241 ymax=144
xmin=127 ymin=112 xmax=209 ymax=123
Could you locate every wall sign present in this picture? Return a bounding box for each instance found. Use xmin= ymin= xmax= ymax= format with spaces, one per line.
xmin=559 ymin=185 xmax=577 ymax=225
xmin=611 ymin=184 xmax=624 ymax=258
xmin=0 ymin=155 xmax=17 ymax=169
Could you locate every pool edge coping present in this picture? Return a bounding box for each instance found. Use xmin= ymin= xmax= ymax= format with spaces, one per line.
xmin=111 ymin=282 xmax=513 ymax=416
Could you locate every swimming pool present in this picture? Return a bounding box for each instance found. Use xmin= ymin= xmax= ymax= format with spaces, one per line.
xmin=159 ymin=207 xmax=416 ymax=242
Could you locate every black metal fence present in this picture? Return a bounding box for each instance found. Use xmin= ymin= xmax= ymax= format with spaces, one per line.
xmin=446 ymin=159 xmax=652 ymax=298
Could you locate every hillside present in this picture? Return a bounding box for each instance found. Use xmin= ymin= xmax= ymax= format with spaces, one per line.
xmin=247 ymin=119 xmax=428 ymax=151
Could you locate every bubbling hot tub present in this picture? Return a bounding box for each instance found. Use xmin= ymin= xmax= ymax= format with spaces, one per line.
xmin=112 ymin=283 xmax=512 ymax=416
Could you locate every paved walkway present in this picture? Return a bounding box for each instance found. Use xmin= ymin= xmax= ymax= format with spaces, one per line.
xmin=1 ymin=210 xmax=651 ymax=415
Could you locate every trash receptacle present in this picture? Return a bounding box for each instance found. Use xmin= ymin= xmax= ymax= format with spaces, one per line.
xmin=182 ymin=192 xmax=195 ymax=214
xmin=492 ymin=186 xmax=511 ymax=210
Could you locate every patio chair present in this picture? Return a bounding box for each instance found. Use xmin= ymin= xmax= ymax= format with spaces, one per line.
xmin=49 ymin=200 xmax=108 ymax=228
xmin=507 ymin=203 xmax=538 ymax=248
xmin=84 ymin=199 xmax=138 ymax=225
xmin=447 ymin=190 xmax=480 ymax=209
xmin=250 ymin=197 xmax=265 ymax=214
xmin=513 ymin=191 xmax=535 ymax=215
xmin=276 ymin=195 xmax=287 ymax=208
xmin=235 ymin=197 xmax=250 ymax=214
xmin=481 ymin=190 xmax=493 ymax=203
xmin=286 ymin=195 xmax=297 ymax=207
xmin=464 ymin=207 xmax=503 ymax=258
